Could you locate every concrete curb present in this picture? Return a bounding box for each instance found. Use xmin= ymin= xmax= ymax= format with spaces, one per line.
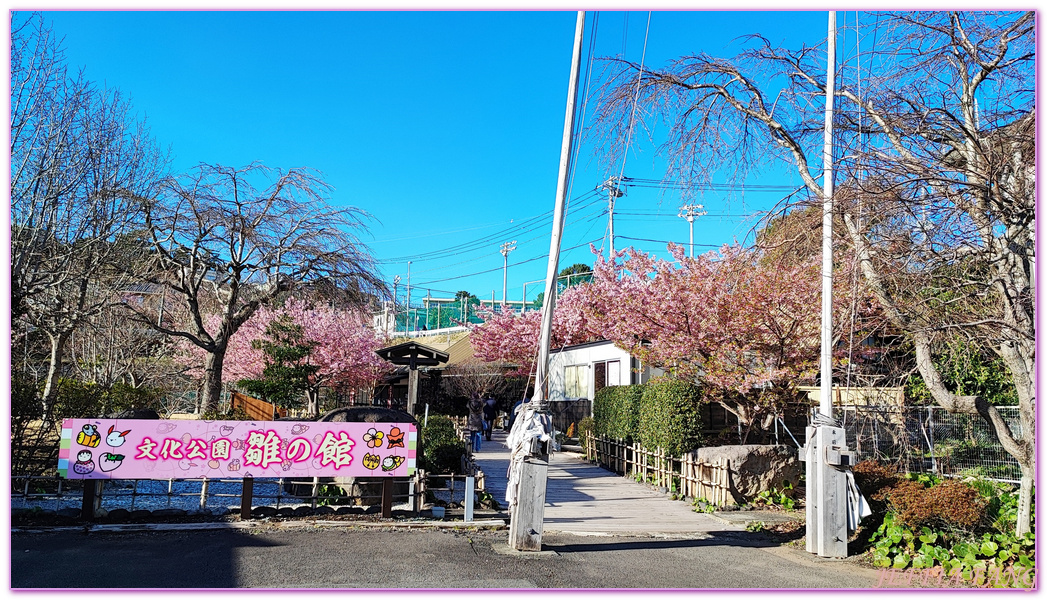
xmin=12 ymin=518 xmax=508 ymax=535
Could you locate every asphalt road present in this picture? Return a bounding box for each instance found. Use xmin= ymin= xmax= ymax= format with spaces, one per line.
xmin=11 ymin=526 xmax=881 ymax=589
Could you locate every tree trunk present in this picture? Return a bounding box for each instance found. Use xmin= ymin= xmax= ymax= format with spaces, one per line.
xmin=40 ymin=329 xmax=72 ymax=418
xmin=1016 ymin=461 xmax=1033 ymax=536
xmin=306 ymin=388 xmax=320 ymax=418
xmin=200 ymin=351 xmax=226 ymax=415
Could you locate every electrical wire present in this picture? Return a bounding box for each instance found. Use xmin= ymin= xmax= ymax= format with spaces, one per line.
xmin=411 ymin=237 xmax=604 ymax=287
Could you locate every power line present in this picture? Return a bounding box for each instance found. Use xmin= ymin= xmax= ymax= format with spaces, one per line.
xmin=411 ymin=237 xmax=603 ymax=287
xmin=615 ymin=235 xmax=719 ymax=248
xmin=375 ymin=187 xmax=604 ymax=265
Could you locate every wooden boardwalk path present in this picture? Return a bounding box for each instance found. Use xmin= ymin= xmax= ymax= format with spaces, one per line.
xmin=473 ymin=430 xmax=740 ymax=536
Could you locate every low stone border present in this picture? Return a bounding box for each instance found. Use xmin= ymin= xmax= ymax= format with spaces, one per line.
xmin=12 ymin=518 xmax=508 ymax=535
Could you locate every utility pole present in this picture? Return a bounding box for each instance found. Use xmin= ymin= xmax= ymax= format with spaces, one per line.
xmin=500 ymin=240 xmax=517 ymax=308
xmin=602 ymin=177 xmax=623 ymax=257
xmin=392 ymin=275 xmax=401 ymax=336
xmin=406 ymin=261 xmax=411 ymax=335
xmin=677 ymin=203 xmax=707 ymax=258
xmin=508 ymin=10 xmax=585 ymax=553
xmin=805 ymin=10 xmax=851 ymax=560
xmin=426 ymin=289 xmax=431 ymax=330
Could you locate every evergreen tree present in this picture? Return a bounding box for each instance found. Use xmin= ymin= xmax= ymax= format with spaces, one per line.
xmin=237 ymin=315 xmax=319 ymax=417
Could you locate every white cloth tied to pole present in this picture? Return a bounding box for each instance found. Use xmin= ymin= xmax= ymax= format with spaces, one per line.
xmin=504 ymin=405 xmax=553 ymax=510
xmin=845 ymin=470 xmax=872 ymax=533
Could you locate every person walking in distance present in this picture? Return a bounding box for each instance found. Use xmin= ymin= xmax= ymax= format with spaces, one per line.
xmin=482 ymin=397 xmax=497 ymax=441
xmin=467 ymin=394 xmax=484 ymax=452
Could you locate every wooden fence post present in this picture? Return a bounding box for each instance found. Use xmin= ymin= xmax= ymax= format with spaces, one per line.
xmin=381 ymin=478 xmax=393 ymax=518
xmin=241 ymin=477 xmax=254 ymax=519
xmin=81 ymin=480 xmax=101 ymax=522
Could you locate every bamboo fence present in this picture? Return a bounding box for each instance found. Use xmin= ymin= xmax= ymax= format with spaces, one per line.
xmin=583 ymin=432 xmax=734 ymax=506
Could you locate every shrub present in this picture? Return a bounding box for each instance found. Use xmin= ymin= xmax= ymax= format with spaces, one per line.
xmin=592 ymin=384 xmax=644 ymax=441
xmin=420 ymin=415 xmax=467 ymax=474
xmin=636 ymin=378 xmax=703 ymax=456
xmin=577 ymin=417 xmax=595 ymax=454
xmin=882 ymin=479 xmax=987 ymax=531
xmin=853 ymin=460 xmax=903 ymax=511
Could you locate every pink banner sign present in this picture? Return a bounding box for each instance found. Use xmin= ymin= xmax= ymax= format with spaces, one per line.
xmin=59 ymin=419 xmax=416 ymax=480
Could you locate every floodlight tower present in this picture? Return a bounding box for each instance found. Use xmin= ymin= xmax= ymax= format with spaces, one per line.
xmin=677 ymin=203 xmax=707 ymax=257
xmin=500 ymin=240 xmax=517 ymax=308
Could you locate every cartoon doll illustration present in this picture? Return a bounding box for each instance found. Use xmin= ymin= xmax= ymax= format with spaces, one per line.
xmin=73 ymin=450 xmax=95 ymax=475
xmin=386 ymin=427 xmax=406 ymax=449
xmin=381 ymin=455 xmax=405 ymax=472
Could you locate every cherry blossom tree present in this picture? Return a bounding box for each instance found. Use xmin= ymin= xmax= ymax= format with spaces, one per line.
xmin=135 ymin=162 xmax=385 ymax=414
xmin=185 ymin=297 xmax=390 ymax=416
xmin=581 ymin=243 xmax=877 ymax=442
xmin=472 ymin=285 xmax=599 ymax=377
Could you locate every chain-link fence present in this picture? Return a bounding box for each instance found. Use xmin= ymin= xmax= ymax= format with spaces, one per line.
xmin=837 ymin=405 xmax=1024 ymax=483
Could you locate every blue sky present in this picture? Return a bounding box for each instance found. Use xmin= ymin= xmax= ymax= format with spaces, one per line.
xmin=35 ymin=9 xmax=838 ymax=308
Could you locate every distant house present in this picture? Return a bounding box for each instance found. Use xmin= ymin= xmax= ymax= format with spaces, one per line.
xmin=547 ymin=339 xmax=663 ymax=402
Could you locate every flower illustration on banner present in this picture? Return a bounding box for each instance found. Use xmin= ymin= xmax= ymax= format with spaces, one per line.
xmin=362 ymin=453 xmax=381 ymax=470
xmin=363 ymin=428 xmax=384 ymax=449
xmin=381 ymin=455 xmax=404 ymax=472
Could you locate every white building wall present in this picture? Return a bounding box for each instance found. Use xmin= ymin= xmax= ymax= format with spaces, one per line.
xmin=547 ymin=340 xmax=663 ymax=401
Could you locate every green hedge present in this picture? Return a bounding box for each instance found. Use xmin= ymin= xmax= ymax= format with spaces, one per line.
xmin=578 ymin=416 xmax=595 ymax=454
xmin=419 ymin=415 xmax=467 ymax=474
xmin=637 ymin=378 xmax=704 ymax=456
xmin=592 ymin=384 xmax=645 ymax=441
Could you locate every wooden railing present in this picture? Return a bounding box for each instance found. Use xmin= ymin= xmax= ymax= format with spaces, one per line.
xmin=583 ymin=432 xmax=734 ymax=506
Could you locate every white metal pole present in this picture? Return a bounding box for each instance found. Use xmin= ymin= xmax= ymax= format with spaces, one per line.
xmin=819 ymin=12 xmax=836 ymax=419
xmin=535 ymin=13 xmax=584 ymax=408
xmin=689 ymin=217 xmax=694 ymax=258
xmin=510 ymin=10 xmax=585 ymax=554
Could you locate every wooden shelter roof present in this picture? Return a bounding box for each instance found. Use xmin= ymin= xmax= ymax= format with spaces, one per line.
xmin=374 ymin=341 xmax=449 ymax=367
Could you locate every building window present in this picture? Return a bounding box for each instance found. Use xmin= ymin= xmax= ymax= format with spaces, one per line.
xmin=565 ymin=364 xmax=587 ymax=398
xmin=593 ymin=360 xmax=621 ymax=394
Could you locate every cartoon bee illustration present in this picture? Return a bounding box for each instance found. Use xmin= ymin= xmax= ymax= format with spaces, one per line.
xmin=73 ymin=450 xmax=95 ymax=475
xmin=76 ymin=424 xmax=101 ymax=448
xmin=381 ymin=455 xmax=405 ymax=472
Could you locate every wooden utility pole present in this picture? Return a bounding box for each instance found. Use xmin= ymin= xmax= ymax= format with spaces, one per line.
xmin=508 ymin=10 xmax=585 ymax=552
